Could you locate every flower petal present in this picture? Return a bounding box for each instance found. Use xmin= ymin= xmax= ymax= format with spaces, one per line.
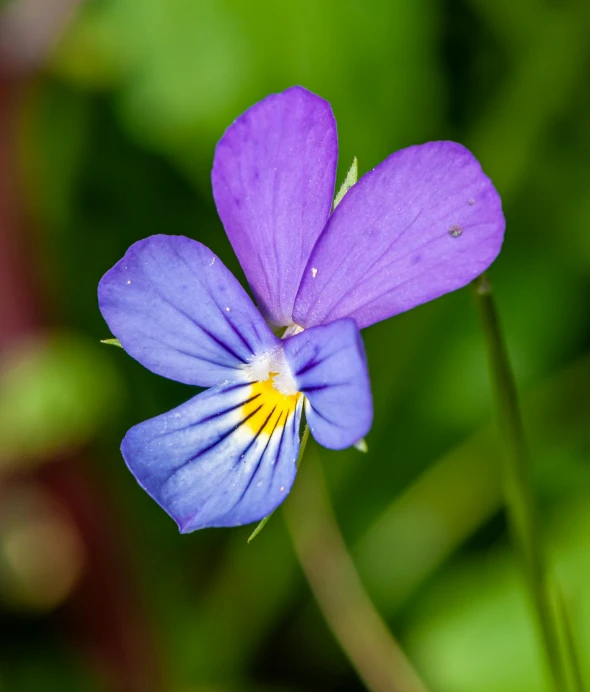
xmin=293 ymin=141 xmax=505 ymax=329
xmin=98 ymin=235 xmax=278 ymax=387
xmin=212 ymin=86 xmax=338 ymax=327
xmin=283 ymin=319 xmax=373 ymax=450
xmin=121 ymin=381 xmax=303 ymax=531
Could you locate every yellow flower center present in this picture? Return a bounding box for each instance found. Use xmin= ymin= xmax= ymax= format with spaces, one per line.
xmin=242 ymin=375 xmax=301 ymax=436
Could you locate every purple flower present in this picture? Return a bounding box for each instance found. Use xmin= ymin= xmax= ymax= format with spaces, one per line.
xmin=98 ymin=86 xmax=505 ymax=532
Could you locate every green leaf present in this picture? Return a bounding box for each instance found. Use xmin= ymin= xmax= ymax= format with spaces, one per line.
xmin=0 ymin=333 xmax=122 ymax=471
xmin=100 ymin=338 xmax=123 ymax=348
xmin=333 ymin=157 xmax=358 ymax=209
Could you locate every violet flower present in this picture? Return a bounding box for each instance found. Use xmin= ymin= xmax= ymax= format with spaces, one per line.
xmin=98 ymin=87 xmax=505 ymax=532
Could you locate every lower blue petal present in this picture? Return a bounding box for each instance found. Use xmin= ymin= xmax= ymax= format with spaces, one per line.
xmin=121 ymin=381 xmax=302 ymax=531
xmin=283 ymin=319 xmax=373 ymax=450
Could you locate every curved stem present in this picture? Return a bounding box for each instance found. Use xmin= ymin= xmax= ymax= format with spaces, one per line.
xmin=472 ymin=273 xmax=570 ymax=691
xmin=284 ymin=446 xmax=430 ymax=692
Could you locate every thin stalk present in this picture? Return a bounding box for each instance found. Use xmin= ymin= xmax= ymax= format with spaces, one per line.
xmin=556 ymin=585 xmax=586 ymax=692
xmin=284 ymin=446 xmax=430 ymax=692
xmin=472 ymin=273 xmax=570 ymax=691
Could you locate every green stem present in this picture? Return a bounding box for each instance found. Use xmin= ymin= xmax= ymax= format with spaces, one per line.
xmin=556 ymin=585 xmax=586 ymax=692
xmin=472 ymin=273 xmax=569 ymax=691
xmin=284 ymin=445 xmax=430 ymax=692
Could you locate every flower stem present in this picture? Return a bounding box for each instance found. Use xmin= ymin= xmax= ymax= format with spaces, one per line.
xmin=556 ymin=585 xmax=586 ymax=692
xmin=284 ymin=444 xmax=430 ymax=692
xmin=472 ymin=273 xmax=570 ymax=692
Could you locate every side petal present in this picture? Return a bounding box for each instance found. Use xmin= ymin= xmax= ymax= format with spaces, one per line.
xmin=293 ymin=141 xmax=505 ymax=329
xmin=98 ymin=235 xmax=278 ymax=387
xmin=212 ymin=86 xmax=338 ymax=327
xmin=121 ymin=380 xmax=303 ymax=531
xmin=283 ymin=319 xmax=373 ymax=450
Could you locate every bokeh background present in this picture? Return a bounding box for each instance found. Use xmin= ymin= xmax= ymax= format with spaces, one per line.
xmin=1 ymin=1 xmax=590 ymax=690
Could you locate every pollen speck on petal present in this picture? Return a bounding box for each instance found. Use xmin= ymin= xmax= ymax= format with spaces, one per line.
xmin=449 ymin=224 xmax=463 ymax=238
xmin=311 ymin=267 xmax=318 ymax=278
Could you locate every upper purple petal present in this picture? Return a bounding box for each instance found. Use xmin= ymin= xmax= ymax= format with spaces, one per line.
xmin=212 ymin=86 xmax=338 ymax=327
xmin=98 ymin=235 xmax=278 ymax=387
xmin=283 ymin=319 xmax=373 ymax=450
xmin=293 ymin=141 xmax=505 ymax=329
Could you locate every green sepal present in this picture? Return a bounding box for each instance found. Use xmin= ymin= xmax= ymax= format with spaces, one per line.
xmin=247 ymin=512 xmax=274 ymax=543
xmin=100 ymin=338 xmax=123 ymax=349
xmin=333 ymin=156 xmax=358 ymax=209
xmin=354 ymin=438 xmax=368 ymax=453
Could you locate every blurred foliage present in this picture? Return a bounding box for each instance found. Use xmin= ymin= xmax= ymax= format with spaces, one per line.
xmin=1 ymin=0 xmax=590 ymax=690
xmin=0 ymin=482 xmax=85 ymax=613
xmin=0 ymin=332 xmax=121 ymax=471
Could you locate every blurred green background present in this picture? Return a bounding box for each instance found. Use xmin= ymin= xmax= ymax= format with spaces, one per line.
xmin=1 ymin=0 xmax=590 ymax=690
